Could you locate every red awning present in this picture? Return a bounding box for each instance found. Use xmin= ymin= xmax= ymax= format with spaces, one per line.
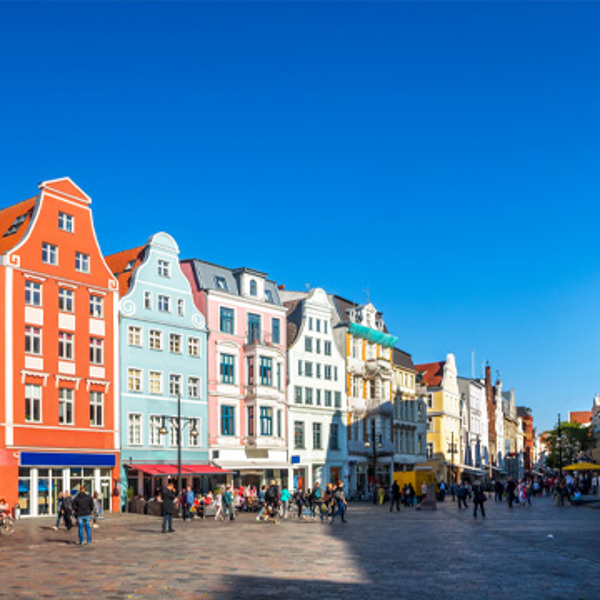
xmin=128 ymin=464 xmax=232 ymax=476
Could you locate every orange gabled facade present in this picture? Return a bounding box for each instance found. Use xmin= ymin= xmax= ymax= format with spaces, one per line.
xmin=0 ymin=178 xmax=120 ymax=516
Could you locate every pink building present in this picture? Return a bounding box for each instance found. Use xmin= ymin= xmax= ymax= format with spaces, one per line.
xmin=181 ymin=260 xmax=289 ymax=488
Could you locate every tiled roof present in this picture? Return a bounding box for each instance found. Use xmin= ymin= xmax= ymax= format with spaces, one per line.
xmin=569 ymin=410 xmax=593 ymax=425
xmin=392 ymin=348 xmax=417 ymax=371
xmin=105 ymin=245 xmax=146 ymax=297
xmin=0 ymin=196 xmax=37 ymax=255
xmin=415 ymin=361 xmax=446 ymax=387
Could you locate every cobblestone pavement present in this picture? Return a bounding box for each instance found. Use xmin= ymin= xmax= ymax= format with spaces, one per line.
xmin=1 ymin=496 xmax=599 ymax=600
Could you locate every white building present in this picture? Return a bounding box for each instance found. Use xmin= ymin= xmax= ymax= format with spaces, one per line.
xmin=281 ymin=288 xmax=348 ymax=491
xmin=458 ymin=377 xmax=489 ymax=478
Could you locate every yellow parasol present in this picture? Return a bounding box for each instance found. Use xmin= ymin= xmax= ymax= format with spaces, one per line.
xmin=562 ymin=462 xmax=599 ymax=471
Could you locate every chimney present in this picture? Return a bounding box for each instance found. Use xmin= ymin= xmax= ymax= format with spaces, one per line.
xmin=278 ymin=284 xmax=285 ymax=290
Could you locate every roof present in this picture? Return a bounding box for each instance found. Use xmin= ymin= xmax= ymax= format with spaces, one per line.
xmin=105 ymin=245 xmax=146 ymax=297
xmin=0 ymin=196 xmax=37 ymax=255
xmin=330 ymin=294 xmax=389 ymax=333
xmin=392 ymin=347 xmax=416 ymax=371
xmin=415 ymin=361 xmax=446 ymax=387
xmin=284 ymin=298 xmax=303 ymax=348
xmin=569 ymin=410 xmax=593 ymax=425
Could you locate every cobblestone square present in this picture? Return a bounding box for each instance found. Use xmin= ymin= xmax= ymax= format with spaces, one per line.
xmin=1 ymin=497 xmax=598 ymax=600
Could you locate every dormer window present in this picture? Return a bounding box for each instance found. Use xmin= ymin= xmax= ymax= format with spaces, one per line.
xmin=158 ymin=259 xmax=171 ymax=278
xmin=265 ymin=289 xmax=273 ymax=303
xmin=215 ymin=276 xmax=227 ymax=290
xmin=4 ymin=213 xmax=28 ymax=237
xmin=124 ymin=260 xmax=136 ymax=272
xmin=249 ymin=280 xmax=257 ymax=296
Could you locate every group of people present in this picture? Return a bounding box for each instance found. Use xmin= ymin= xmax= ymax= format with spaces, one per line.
xmin=52 ymin=486 xmax=102 ymax=545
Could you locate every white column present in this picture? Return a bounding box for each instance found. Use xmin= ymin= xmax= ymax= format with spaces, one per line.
xmin=31 ymin=468 xmax=39 ymax=517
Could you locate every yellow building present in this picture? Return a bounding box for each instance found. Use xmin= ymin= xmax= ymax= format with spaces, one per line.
xmin=415 ymin=354 xmax=461 ymax=483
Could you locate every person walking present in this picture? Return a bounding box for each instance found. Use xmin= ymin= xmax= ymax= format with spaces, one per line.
xmin=330 ymin=481 xmax=348 ymax=524
xmin=62 ymin=491 xmax=74 ymax=530
xmin=389 ymin=481 xmax=401 ymax=512
xmin=506 ymin=478 xmax=517 ymax=509
xmin=223 ymin=485 xmax=235 ymax=521
xmin=280 ymin=485 xmax=291 ymax=519
xmin=214 ymin=489 xmax=224 ymax=521
xmin=472 ymin=481 xmax=486 ymax=519
xmin=161 ymin=481 xmax=176 ymax=533
xmin=53 ymin=492 xmax=64 ymax=531
xmin=183 ymin=486 xmax=194 ymax=521
xmin=494 ymin=480 xmax=504 ymax=502
xmin=457 ymin=483 xmax=469 ymax=510
xmin=256 ymin=485 xmax=266 ymax=521
xmin=72 ymin=485 xmax=94 ymax=545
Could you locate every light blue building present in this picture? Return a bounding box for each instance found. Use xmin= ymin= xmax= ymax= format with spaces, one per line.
xmin=107 ymin=232 xmax=212 ymax=505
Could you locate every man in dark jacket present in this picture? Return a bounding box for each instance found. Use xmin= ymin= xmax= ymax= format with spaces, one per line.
xmin=389 ymin=481 xmax=401 ymax=512
xmin=161 ymin=482 xmax=176 ymax=533
xmin=72 ymin=486 xmax=94 ymax=545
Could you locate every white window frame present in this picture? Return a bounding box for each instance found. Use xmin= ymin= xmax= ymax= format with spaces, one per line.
xmin=59 ymin=388 xmax=74 ymax=425
xmin=25 ymin=281 xmax=41 ymax=307
xmin=58 ymin=212 xmax=74 ymax=232
xmin=25 ymin=326 xmax=42 ymax=355
xmin=157 ymin=259 xmax=171 ymax=278
xmin=90 ymin=295 xmax=103 ymax=318
xmin=149 ymin=415 xmax=162 ymax=446
xmin=128 ymin=368 xmax=142 ymax=392
xmin=90 ymin=337 xmax=104 ymax=365
xmin=158 ymin=294 xmax=171 ymax=313
xmin=75 ymin=252 xmax=90 ymax=273
xmin=25 ymin=383 xmax=42 ymax=423
xmin=128 ymin=326 xmax=142 ymax=347
xmin=42 ymin=242 xmax=58 ymax=265
xmin=58 ymin=331 xmax=74 ymax=360
xmin=90 ymin=391 xmax=104 ymax=427
xmin=188 ymin=336 xmax=200 ymax=357
xmin=169 ymin=373 xmax=182 ymax=397
xmin=169 ymin=333 xmax=182 ymax=354
xmin=149 ymin=371 xmax=163 ymax=395
xmin=149 ymin=329 xmax=163 ymax=350
xmin=58 ymin=288 xmax=74 ymax=313
xmin=128 ymin=413 xmax=142 ymax=445
xmin=188 ymin=376 xmax=200 ymax=399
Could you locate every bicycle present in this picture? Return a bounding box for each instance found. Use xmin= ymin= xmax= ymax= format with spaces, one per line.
xmin=1 ymin=513 xmax=15 ymax=536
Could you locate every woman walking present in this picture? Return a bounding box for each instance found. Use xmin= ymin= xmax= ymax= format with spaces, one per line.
xmin=472 ymin=480 xmax=487 ymax=519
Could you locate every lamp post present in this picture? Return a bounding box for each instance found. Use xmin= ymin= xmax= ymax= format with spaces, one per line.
xmin=364 ymin=419 xmax=383 ymax=505
xmin=557 ymin=413 xmax=563 ymax=478
xmin=447 ymin=430 xmax=458 ymax=483
xmin=158 ymin=394 xmax=199 ymax=510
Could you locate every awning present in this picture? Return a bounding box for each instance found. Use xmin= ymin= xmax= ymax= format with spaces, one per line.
xmin=458 ymin=464 xmax=488 ymax=475
xmin=127 ymin=464 xmax=232 ymax=476
xmin=20 ymin=451 xmax=116 ymax=468
xmin=563 ymin=462 xmax=599 ymax=471
xmin=348 ymin=322 xmax=398 ymax=348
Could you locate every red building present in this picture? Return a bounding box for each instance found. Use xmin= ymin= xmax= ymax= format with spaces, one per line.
xmin=0 ymin=178 xmax=120 ymax=516
xmin=517 ymin=406 xmax=534 ymax=473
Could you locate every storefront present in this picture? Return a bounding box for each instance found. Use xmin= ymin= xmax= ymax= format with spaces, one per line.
xmin=214 ymin=460 xmax=291 ymax=490
xmin=17 ymin=452 xmax=118 ymax=517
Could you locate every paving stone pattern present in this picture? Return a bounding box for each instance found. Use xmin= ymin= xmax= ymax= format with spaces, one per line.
xmin=1 ymin=497 xmax=599 ymax=600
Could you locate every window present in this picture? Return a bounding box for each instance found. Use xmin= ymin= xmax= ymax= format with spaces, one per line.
xmin=334 ymin=391 xmax=342 ymax=408
xmin=128 ymin=326 xmax=142 ymax=346
xmin=324 ymin=390 xmax=332 ymax=407
xmin=329 ymin=424 xmax=339 ymax=450
xmin=221 ymin=405 xmax=235 ymax=436
xmin=169 ymin=333 xmax=182 ymax=354
xmin=294 ymin=386 xmax=302 ymax=404
xmin=177 ymin=299 xmax=185 ymax=316
xmin=149 ymin=329 xmax=163 ymax=350
xmin=324 ymin=365 xmax=332 ymax=380
xmin=305 ymin=387 xmax=313 ymax=405
xmin=323 ymin=321 xmax=328 ymax=334
xmin=277 ymin=410 xmax=282 ymax=438
xmin=294 ymin=421 xmax=305 ymax=449
xmin=149 ymin=371 xmax=162 ymax=394
xmin=90 ymin=295 xmax=103 ymax=318
xmin=324 ymin=341 xmax=332 ymax=356
xmin=248 ymin=313 xmax=261 ymax=343
xmin=427 ymin=395 xmax=433 ymax=409
xmin=427 ymin=442 xmax=434 ymax=459
xmin=249 ymin=280 xmax=257 ymax=296
xmin=316 ymin=389 xmax=322 ymax=405
xmin=58 ymin=212 xmax=74 ymax=232
xmin=128 ymin=414 xmax=142 ymax=445
xmin=418 ymin=434 xmax=423 ymax=454
xmin=149 ymin=415 xmax=162 ymax=446
xmin=316 ymin=339 xmax=321 ymax=354
xmin=277 ymin=363 xmax=282 ymax=390
xmin=259 ymin=357 xmax=272 ymax=386
xmin=158 ymin=295 xmax=171 ymax=312
xmin=188 ymin=376 xmax=200 ymax=399
xmin=128 ymin=368 xmax=142 ymax=392
xmin=316 ymin=363 xmax=321 ymax=379
xmin=144 ymin=291 xmax=152 ymax=310
xmin=90 ymin=391 xmax=103 ymax=427
xmin=260 ymin=407 xmax=273 ymax=436
xmin=25 ymin=326 xmax=41 ymax=355
xmin=316 ymin=319 xmax=321 ymax=333
xmin=265 ymin=289 xmax=273 ymax=303
xmin=58 ymin=288 xmax=74 ymax=312
xmin=334 ymin=366 xmax=338 ymax=381
xmin=58 ymin=332 xmax=74 ymax=360
xmin=298 ymin=360 xmax=303 ymax=376
xmin=25 ymin=281 xmax=41 ymax=306
xmin=25 ymin=384 xmax=41 ymax=423
xmin=247 ymin=406 xmax=255 ymax=436
xmin=220 ymin=307 xmax=234 ymax=334
xmin=352 ymin=376 xmax=361 ymax=397
xmin=169 ymin=419 xmax=178 ymax=447
xmin=272 ymin=318 xmax=281 ymax=344
xmin=427 ymin=416 xmax=433 ymax=431
xmin=247 ymin=356 xmax=254 ymax=385
xmin=215 ymin=276 xmax=227 ymax=290
xmin=313 ymin=423 xmax=322 ymax=449
xmin=188 ymin=337 xmax=200 ymax=357
xmin=169 ymin=374 xmax=182 ymax=397
xmin=305 ymin=337 xmax=313 ymax=352
xmin=42 ymin=242 xmax=58 ymax=265
xmin=308 ymin=317 xmax=313 ymax=330
xmin=59 ymin=388 xmax=74 ymax=425
xmin=220 ymin=354 xmax=235 ymax=384
xmin=89 ymin=337 xmax=103 ymax=364
xmin=158 ymin=259 xmax=171 ymax=278
xmin=305 ymin=361 xmax=313 ymax=378
xmin=190 ymin=420 xmax=200 ymax=446
xmin=75 ymin=252 xmax=90 ymax=273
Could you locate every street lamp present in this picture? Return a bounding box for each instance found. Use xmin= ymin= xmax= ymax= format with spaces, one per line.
xmin=158 ymin=394 xmax=199 ymax=509
xmin=447 ymin=431 xmax=458 ymax=483
xmin=365 ymin=419 xmax=383 ymax=505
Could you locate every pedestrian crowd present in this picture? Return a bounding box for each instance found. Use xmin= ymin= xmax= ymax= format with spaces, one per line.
xmin=52 ymin=486 xmax=104 ymax=544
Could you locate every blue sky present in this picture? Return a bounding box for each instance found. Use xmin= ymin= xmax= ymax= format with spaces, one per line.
xmin=2 ymin=1 xmax=599 ymax=432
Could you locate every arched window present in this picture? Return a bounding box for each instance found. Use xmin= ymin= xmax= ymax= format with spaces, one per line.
xmin=249 ymin=280 xmax=257 ymax=296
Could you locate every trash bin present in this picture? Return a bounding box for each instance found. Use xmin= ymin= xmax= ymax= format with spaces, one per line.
xmin=13 ymin=504 xmax=20 ymax=520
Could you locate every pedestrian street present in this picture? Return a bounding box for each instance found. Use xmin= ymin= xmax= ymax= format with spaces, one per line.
xmin=1 ymin=496 xmax=598 ymax=600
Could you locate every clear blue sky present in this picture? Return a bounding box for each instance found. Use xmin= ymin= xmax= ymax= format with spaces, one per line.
xmin=2 ymin=1 xmax=599 ymax=433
